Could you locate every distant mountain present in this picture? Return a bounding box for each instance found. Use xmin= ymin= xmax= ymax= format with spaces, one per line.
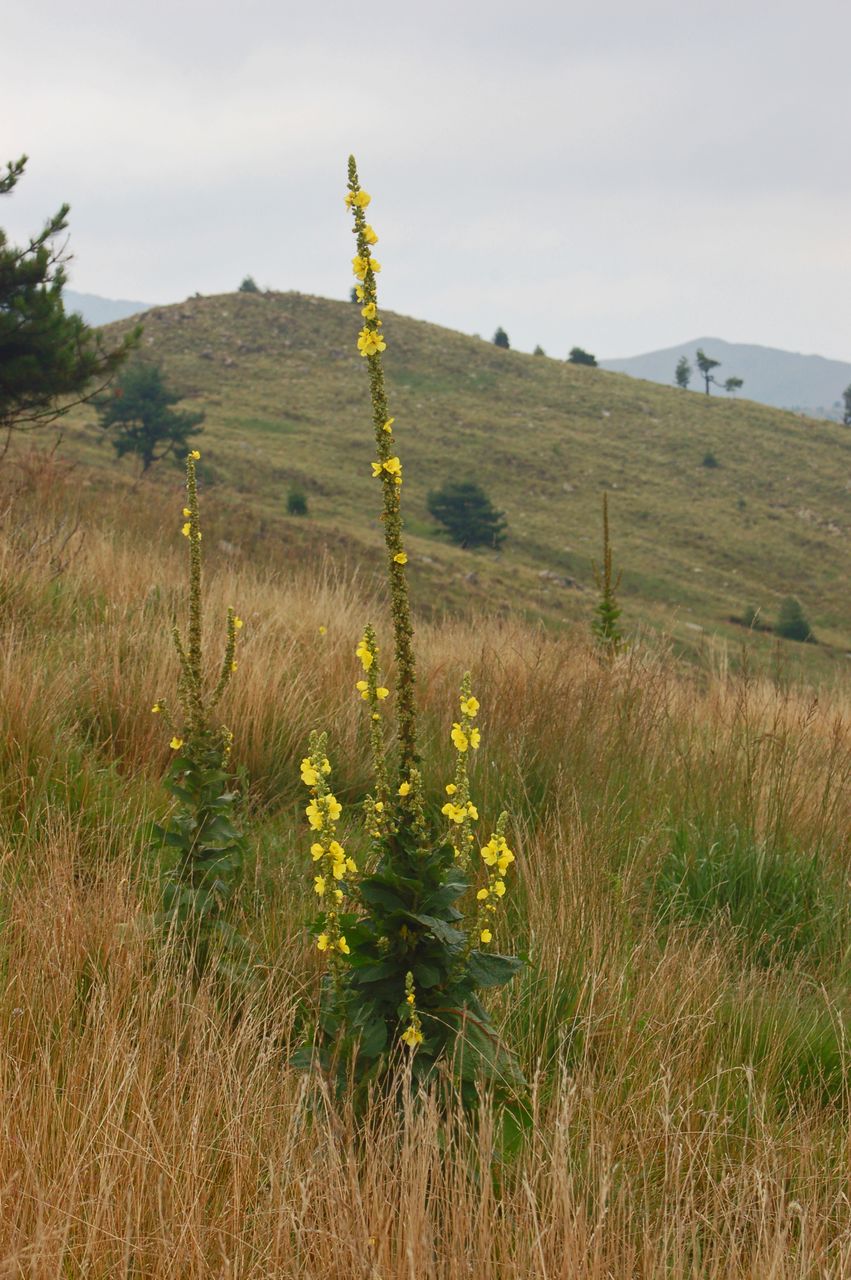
xmin=601 ymin=337 xmax=851 ymax=420
xmin=64 ymin=290 xmax=152 ymax=327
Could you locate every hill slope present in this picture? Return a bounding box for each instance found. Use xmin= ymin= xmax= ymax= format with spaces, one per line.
xmin=602 ymin=336 xmax=851 ymax=419
xmin=63 ymin=291 xmax=851 ymax=675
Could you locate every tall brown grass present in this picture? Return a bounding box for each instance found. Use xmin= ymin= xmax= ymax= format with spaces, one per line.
xmin=1 ymin=464 xmax=850 ymax=1276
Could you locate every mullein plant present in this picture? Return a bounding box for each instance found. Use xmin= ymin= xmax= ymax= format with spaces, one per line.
xmin=592 ymin=491 xmax=624 ymax=657
xmin=151 ymin=451 xmax=249 ymax=978
xmin=298 ymin=159 xmax=522 ymax=1098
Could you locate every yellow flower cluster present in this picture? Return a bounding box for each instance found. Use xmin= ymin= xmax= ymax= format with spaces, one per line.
xmin=354 ymin=625 xmax=389 ymax=822
xmin=370 ymin=456 xmax=402 ymax=482
xmin=302 ymin=730 xmax=354 ymax=958
xmin=357 ymin=326 xmax=386 ymax=358
xmin=442 ymin=674 xmax=482 ymax=862
xmin=476 ymin=816 xmax=515 ymax=946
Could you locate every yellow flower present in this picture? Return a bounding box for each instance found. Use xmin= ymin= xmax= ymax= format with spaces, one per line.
xmin=322 ymin=758 xmax=331 ymax=774
xmin=231 ymin=661 xmax=238 ymax=671
xmin=170 ymin=737 xmax=183 ymax=750
xmin=357 ymin=327 xmax=387 ymax=358
xmin=151 ymin=704 xmax=161 ymax=714
xmin=189 ymin=450 xmax=201 ymax=460
xmin=398 ymin=781 xmax=412 ymax=796
xmin=337 ymin=936 xmax=350 ymax=955
xmin=334 ymin=889 xmax=344 ymax=903
xmin=329 ymin=840 xmax=345 ymax=861
xmin=401 ymin=1025 xmax=424 ymax=1047
xmin=355 ymin=285 xmax=365 ymax=301
xmin=368 ymin=257 xmax=381 ymax=273
xmin=182 ymin=507 xmax=191 ymax=517
xmin=382 ymin=417 xmax=395 ymax=432
xmin=460 ymin=696 xmax=479 ymax=717
xmin=352 ymin=255 xmax=369 ymax=280
xmin=383 ymin=456 xmax=401 ymax=476
xmin=317 ymin=933 xmax=329 ymax=951
xmin=451 ymin=723 xmax=468 ymax=752
xmin=361 ymin=302 xmax=377 ymax=319
xmin=310 ymin=842 xmax=324 ymax=861
xmin=363 ymin=224 xmax=378 ymax=245
xmin=466 ymin=803 xmax=479 ymax=820
xmin=441 ymin=802 xmax=466 ymax=825
xmin=480 ymin=929 xmax=492 ymax=945
xmin=233 ymin=616 xmax=244 ymax=630
xmin=356 ymin=679 xmax=369 ymax=700
xmin=181 ymin=522 xmax=191 ymax=537
xmin=319 ymin=625 xmax=327 ymax=635
xmin=476 ymin=888 xmax=489 ymax=901
xmin=356 ymin=638 xmax=374 ymax=669
xmin=300 ymin=759 xmax=318 ymax=786
xmin=345 ymin=189 xmax=371 ymax=209
xmin=327 ymin=795 xmax=342 ymax=821
xmin=314 ymin=875 xmax=326 ymax=896
xmin=345 ymin=856 xmax=358 ymax=874
xmin=445 ymin=783 xmax=457 ymax=795
xmin=376 ymin=687 xmax=389 ymax=700
xmin=470 ymin=728 xmax=481 ymax=749
xmin=306 ymin=801 xmax=323 ymax=830
xmin=493 ymin=880 xmax=506 ymax=897
xmin=394 ymin=551 xmax=408 ymax=564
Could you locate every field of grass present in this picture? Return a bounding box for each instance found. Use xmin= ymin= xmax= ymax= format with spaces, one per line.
xmin=2 ymin=454 xmax=851 ymax=1276
xmin=54 ymin=288 xmax=851 ymax=684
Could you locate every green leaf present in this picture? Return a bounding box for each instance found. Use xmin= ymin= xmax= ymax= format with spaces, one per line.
xmin=409 ymin=914 xmax=466 ymax=948
xmin=466 ymin=950 xmax=523 ymax=989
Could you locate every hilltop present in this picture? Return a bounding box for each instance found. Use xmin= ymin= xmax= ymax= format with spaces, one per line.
xmin=602 ymin=336 xmax=851 ymax=419
xmin=61 ymin=290 xmax=851 ymax=676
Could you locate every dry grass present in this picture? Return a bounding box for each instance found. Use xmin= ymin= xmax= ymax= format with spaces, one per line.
xmin=1 ymin=463 xmax=851 ymax=1276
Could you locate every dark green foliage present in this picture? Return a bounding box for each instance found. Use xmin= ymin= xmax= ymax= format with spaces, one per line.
xmin=156 ymin=729 xmax=249 ymax=979
xmin=842 ymin=383 xmax=851 ymax=426
xmin=775 ymin=596 xmax=814 ymax=643
xmin=427 ymin=480 xmax=507 ymax=549
xmin=533 ymin=344 xmax=546 ymax=356
xmin=238 ymin=275 xmax=260 ymax=293
xmin=652 ymin=823 xmax=843 ymax=966
xmin=592 ymin=492 xmax=623 ymax=654
xmin=350 ymin=286 xmax=359 ymax=303
xmin=675 ymin=356 xmax=691 ymax=389
xmin=702 ymin=450 xmax=719 ymax=468
xmin=0 ymin=155 xmax=136 ymax=439
xmin=568 ymin=347 xmax=597 ymax=366
xmin=695 ymin=348 xmax=721 ymax=394
xmin=286 ymin=486 xmax=308 ymax=516
xmin=96 ymin=363 xmax=204 ymax=472
xmin=492 ymin=327 xmax=510 ymax=349
xmin=306 ymin=820 xmax=523 ymax=1101
xmin=724 ymin=376 xmax=744 ymax=396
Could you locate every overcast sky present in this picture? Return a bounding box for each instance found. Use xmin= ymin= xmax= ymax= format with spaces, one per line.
xmin=4 ymin=0 xmax=850 ymax=359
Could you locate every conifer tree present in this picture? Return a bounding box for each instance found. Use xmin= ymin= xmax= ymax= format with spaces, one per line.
xmin=0 ymin=155 xmax=136 ymax=449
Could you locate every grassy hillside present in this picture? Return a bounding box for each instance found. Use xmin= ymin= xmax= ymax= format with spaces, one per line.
xmin=60 ymin=289 xmax=851 ymax=680
xmin=2 ymin=468 xmax=851 ymax=1274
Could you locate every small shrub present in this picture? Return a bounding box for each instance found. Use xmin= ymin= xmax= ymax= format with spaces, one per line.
xmin=702 ymin=450 xmax=719 ymax=468
xmin=591 ymin=492 xmax=623 ymax=656
xmin=567 ymin=346 xmax=597 ymax=366
xmin=533 ymin=344 xmax=546 ymax=357
xmin=492 ymin=326 xmax=510 ymax=349
xmin=238 ymin=275 xmax=260 ymax=293
xmin=286 ymin=486 xmax=308 ymax=516
xmin=775 ymin=596 xmax=814 ymax=643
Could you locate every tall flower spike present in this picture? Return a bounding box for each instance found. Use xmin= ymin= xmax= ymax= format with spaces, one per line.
xmin=441 ymin=673 xmax=481 ymax=865
xmin=355 ymin=624 xmax=389 ymax=810
xmin=476 ymin=813 xmax=515 ymax=947
xmin=302 ymin=730 xmax=353 ymax=965
xmin=347 ymin=156 xmax=417 ymax=780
